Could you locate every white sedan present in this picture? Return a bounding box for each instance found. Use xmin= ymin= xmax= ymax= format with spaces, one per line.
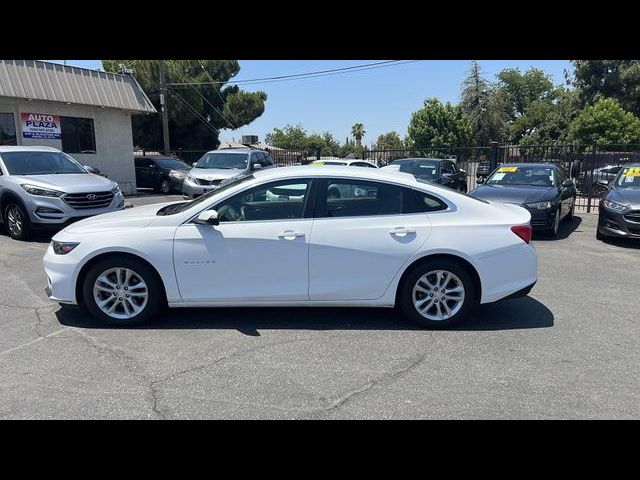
xmin=43 ymin=166 xmax=538 ymax=328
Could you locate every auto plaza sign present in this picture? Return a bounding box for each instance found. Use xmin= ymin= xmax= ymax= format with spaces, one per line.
xmin=21 ymin=113 xmax=61 ymax=139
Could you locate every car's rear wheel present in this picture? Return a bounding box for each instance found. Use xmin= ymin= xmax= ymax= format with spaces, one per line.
xmin=82 ymin=257 xmax=164 ymax=326
xmin=4 ymin=203 xmax=31 ymax=241
xmin=398 ymin=259 xmax=477 ymax=328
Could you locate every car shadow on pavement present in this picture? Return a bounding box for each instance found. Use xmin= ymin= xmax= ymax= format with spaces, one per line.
xmin=56 ymin=296 xmax=553 ymax=334
xmin=532 ymin=215 xmax=582 ymax=241
xmin=599 ymin=236 xmax=640 ymax=250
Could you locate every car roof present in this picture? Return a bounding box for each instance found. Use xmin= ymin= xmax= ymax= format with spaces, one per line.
xmin=135 ymin=155 xmax=180 ymax=160
xmin=392 ymin=157 xmax=445 ymax=163
xmin=204 ymin=148 xmax=261 ymax=154
xmin=251 ymin=165 xmax=422 ymax=186
xmin=0 ymin=145 xmax=60 ymax=153
xmin=499 ymin=163 xmax=558 ymax=168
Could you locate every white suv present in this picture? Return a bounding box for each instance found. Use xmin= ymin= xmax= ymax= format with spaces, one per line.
xmin=0 ymin=146 xmax=124 ymax=240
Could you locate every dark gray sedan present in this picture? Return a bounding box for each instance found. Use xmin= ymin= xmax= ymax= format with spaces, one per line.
xmin=597 ymin=164 xmax=640 ymax=240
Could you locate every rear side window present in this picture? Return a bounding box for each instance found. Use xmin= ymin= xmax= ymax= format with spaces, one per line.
xmin=403 ymin=189 xmax=448 ymax=213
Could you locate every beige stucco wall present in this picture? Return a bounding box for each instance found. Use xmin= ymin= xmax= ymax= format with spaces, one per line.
xmin=0 ymin=98 xmax=141 ymax=194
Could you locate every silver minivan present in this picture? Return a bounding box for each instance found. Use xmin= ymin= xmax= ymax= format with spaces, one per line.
xmin=0 ymin=146 xmax=124 ymax=240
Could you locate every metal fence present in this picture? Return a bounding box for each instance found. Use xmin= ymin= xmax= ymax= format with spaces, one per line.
xmin=168 ymin=143 xmax=640 ymax=213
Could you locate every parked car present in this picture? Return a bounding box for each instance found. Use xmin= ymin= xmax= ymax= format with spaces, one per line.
xmin=0 ymin=146 xmax=124 ymax=240
xmin=469 ymin=163 xmax=576 ymax=237
xmin=44 ymin=166 xmax=537 ymax=328
xmin=596 ymin=164 xmax=640 ymax=240
xmin=134 ymin=155 xmax=190 ymax=194
xmin=309 ymin=159 xmax=378 ymax=168
xmin=380 ymin=158 xmax=467 ymax=192
xmin=183 ymin=148 xmax=276 ymax=199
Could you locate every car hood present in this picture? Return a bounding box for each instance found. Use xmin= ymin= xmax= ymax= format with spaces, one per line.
xmin=608 ymin=187 xmax=640 ymax=209
xmin=61 ymin=201 xmax=178 ymax=235
xmin=470 ymin=185 xmax=557 ymax=204
xmin=188 ymin=168 xmax=244 ymax=180
xmin=12 ymin=173 xmax=116 ymax=193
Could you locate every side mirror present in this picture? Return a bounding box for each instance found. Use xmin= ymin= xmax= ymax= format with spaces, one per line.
xmin=192 ymin=162 xmax=198 ymax=167
xmin=562 ymin=179 xmax=574 ymax=188
xmin=251 ymin=163 xmax=263 ymax=171
xmin=195 ymin=210 xmax=219 ymax=226
xmin=476 ymin=177 xmax=485 ymax=184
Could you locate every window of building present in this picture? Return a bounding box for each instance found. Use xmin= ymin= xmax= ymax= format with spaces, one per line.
xmin=0 ymin=113 xmax=17 ymax=146
xmin=61 ymin=116 xmax=96 ymax=154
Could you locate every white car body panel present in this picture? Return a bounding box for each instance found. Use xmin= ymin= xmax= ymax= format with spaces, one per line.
xmin=43 ymin=166 xmax=537 ymax=312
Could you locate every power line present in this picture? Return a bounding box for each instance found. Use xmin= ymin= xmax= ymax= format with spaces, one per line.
xmin=171 ymin=90 xmax=219 ymax=136
xmin=168 ymin=60 xmax=420 ymax=86
xmin=198 ymin=59 xmax=241 ymax=129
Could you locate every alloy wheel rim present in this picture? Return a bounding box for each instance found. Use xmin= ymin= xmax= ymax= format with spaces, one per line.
xmin=93 ymin=267 xmax=148 ymax=319
xmin=413 ymin=270 xmax=465 ymax=321
xmin=7 ymin=207 xmax=23 ymax=236
xmin=161 ymin=181 xmax=170 ymax=193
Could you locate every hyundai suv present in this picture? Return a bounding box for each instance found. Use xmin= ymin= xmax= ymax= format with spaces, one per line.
xmin=0 ymin=146 xmax=125 ymax=240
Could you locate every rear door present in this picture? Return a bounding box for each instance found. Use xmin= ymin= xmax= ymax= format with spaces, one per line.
xmin=308 ymin=178 xmax=433 ymax=301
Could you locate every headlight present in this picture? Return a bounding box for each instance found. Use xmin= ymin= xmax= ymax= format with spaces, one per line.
xmin=52 ymin=241 xmax=79 ymax=255
xmin=170 ymin=170 xmax=186 ymax=179
xmin=111 ymin=184 xmax=121 ymax=195
xmin=525 ymin=201 xmax=552 ymax=210
xmin=20 ymin=184 xmax=64 ymax=197
xmin=603 ymin=199 xmax=629 ymax=212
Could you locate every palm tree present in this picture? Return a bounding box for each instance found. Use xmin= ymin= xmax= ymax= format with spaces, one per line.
xmin=351 ymin=123 xmax=366 ymax=147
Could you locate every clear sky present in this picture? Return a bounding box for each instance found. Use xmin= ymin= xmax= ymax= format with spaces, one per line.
xmin=47 ymin=60 xmax=572 ymax=145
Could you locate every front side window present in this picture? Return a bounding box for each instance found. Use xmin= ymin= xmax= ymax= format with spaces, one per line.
xmin=392 ymin=159 xmax=439 ymax=180
xmin=0 ymin=113 xmax=17 ymax=146
xmin=214 ymin=179 xmax=311 ymax=222
xmin=196 ymin=152 xmax=249 ymax=170
xmin=61 ymin=117 xmax=96 ymax=154
xmin=0 ymin=151 xmax=87 ymax=175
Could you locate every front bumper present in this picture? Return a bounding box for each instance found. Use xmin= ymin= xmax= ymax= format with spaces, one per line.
xmin=24 ymin=192 xmax=125 ymax=226
xmin=182 ymin=178 xmax=221 ymax=199
xmin=597 ymin=208 xmax=640 ymax=239
xmin=43 ymin=241 xmax=82 ymax=304
xmin=527 ymin=207 xmax=557 ymax=230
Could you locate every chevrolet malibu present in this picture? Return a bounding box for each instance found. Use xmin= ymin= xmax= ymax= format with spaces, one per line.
xmin=44 ymin=167 xmax=538 ymax=328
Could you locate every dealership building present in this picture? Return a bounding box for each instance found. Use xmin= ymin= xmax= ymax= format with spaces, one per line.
xmin=0 ymin=60 xmax=156 ymax=194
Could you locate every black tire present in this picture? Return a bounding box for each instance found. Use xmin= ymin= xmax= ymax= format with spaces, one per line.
xmin=159 ymin=178 xmax=171 ymax=194
xmin=565 ymin=197 xmax=575 ymax=222
xmin=82 ymin=257 xmax=165 ymax=326
xmin=596 ymin=228 xmax=605 ymax=241
xmin=4 ymin=203 xmax=31 ymax=241
xmin=545 ymin=207 xmax=561 ymax=238
xmin=398 ymin=258 xmax=478 ymax=328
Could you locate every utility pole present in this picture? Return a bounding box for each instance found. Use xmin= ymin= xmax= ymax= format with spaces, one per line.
xmin=159 ymin=60 xmax=171 ymax=154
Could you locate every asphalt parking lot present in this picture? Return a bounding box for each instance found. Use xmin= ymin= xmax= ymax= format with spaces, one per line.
xmin=0 ymin=195 xmax=639 ymax=419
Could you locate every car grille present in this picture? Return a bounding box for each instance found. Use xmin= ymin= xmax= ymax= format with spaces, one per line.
xmin=623 ymin=211 xmax=640 ymax=224
xmin=63 ymin=191 xmax=114 ymax=210
xmin=194 ymin=178 xmax=222 ymax=186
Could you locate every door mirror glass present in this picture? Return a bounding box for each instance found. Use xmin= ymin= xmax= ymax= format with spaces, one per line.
xmin=562 ymin=179 xmax=574 ymax=188
xmin=195 ymin=210 xmax=219 ymax=226
xmin=252 ymin=162 xmax=262 ymax=171
xmin=476 ymin=177 xmax=485 ymax=184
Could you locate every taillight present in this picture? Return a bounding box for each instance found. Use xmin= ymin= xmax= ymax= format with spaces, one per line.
xmin=511 ymin=225 xmax=532 ymax=244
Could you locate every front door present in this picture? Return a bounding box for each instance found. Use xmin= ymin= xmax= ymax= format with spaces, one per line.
xmin=173 ymin=178 xmax=314 ymax=302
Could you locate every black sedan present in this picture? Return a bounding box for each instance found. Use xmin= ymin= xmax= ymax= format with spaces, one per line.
xmin=134 ymin=156 xmax=191 ymax=194
xmin=597 ymin=164 xmax=640 ymax=240
xmin=382 ymin=158 xmax=467 ymax=192
xmin=469 ymin=163 xmax=576 ymax=237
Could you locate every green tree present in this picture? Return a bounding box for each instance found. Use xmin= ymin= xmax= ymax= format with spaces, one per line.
xmin=570 ymin=60 xmax=640 ymax=116
xmin=102 ymin=60 xmax=267 ymax=150
xmin=351 ymin=123 xmax=366 ymax=146
xmin=407 ymin=98 xmax=471 ymax=148
xmin=459 ymin=61 xmax=507 ymax=145
xmin=496 ymin=67 xmax=556 ymax=122
xmin=517 ymin=87 xmax=580 ymax=145
xmin=373 ymin=131 xmax=405 ymax=150
xmin=264 ymin=124 xmax=308 ymax=150
xmin=568 ymin=98 xmax=640 ymax=145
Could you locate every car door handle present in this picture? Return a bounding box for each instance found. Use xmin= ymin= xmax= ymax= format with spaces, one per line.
xmin=389 ymin=227 xmax=416 ymax=237
xmin=278 ymin=230 xmax=305 ymax=240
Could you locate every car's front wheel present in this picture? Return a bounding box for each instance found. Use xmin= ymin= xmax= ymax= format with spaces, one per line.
xmin=82 ymin=257 xmax=165 ymax=326
xmin=159 ymin=178 xmax=171 ymax=194
xmin=4 ymin=203 xmax=31 ymax=241
xmin=398 ymin=259 xmax=477 ymax=328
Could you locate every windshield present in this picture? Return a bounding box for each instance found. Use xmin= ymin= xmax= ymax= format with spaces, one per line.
xmin=391 ymin=159 xmax=439 ymax=180
xmin=614 ymin=166 xmax=640 ymax=189
xmin=155 ymin=158 xmax=190 ymax=170
xmin=486 ymin=165 xmax=556 ymax=187
xmin=157 ymin=175 xmax=255 ymax=216
xmin=195 ymin=152 xmax=249 ymax=170
xmin=0 ymin=151 xmax=87 ymax=175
